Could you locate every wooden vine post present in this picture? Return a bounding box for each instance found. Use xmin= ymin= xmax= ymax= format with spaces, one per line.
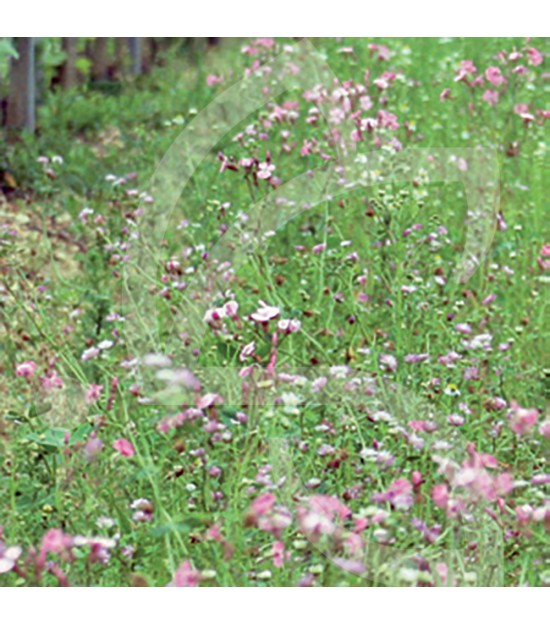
xmin=6 ymin=37 xmax=36 ymax=134
xmin=60 ymin=38 xmax=78 ymax=89
xmin=127 ymin=38 xmax=142 ymax=76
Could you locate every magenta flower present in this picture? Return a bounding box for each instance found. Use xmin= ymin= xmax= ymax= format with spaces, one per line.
xmin=113 ymin=438 xmax=135 ymax=458
xmin=372 ymin=478 xmax=413 ymax=510
xmin=404 ymin=353 xmax=429 ymax=364
xmin=432 ymin=484 xmax=449 ymax=509
xmin=378 ymin=109 xmax=399 ymax=130
xmin=40 ymin=371 xmax=63 ymax=390
xmin=297 ymin=495 xmax=351 ymax=542
xmin=527 ymin=47 xmax=543 ymax=66
xmin=272 ymin=540 xmax=288 ymax=568
xmin=249 ymin=493 xmax=276 ymax=517
xmin=245 ymin=493 xmax=292 ymax=537
xmin=170 ymin=560 xmax=200 ymax=587
xmin=38 ymin=528 xmax=73 ymax=567
xmin=461 ymin=59 xmax=477 ymax=73
xmin=508 ymin=402 xmax=539 ymax=435
xmin=206 ymin=74 xmax=223 ymax=86
xmin=485 ymin=66 xmax=505 ymax=86
xmin=223 ymin=300 xmax=239 ymax=318
xmin=482 ymin=90 xmax=499 ymax=106
xmin=15 ymin=360 xmax=37 ymax=378
xmin=85 ymin=384 xmax=104 ymax=404
xmin=455 ymin=59 xmax=477 ymax=82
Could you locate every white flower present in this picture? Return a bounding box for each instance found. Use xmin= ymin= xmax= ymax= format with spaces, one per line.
xmin=141 ymin=353 xmax=172 ymax=367
xmin=81 ymin=347 xmax=100 ymax=361
xmin=250 ymin=301 xmax=280 ymax=323
xmin=0 ymin=545 xmax=22 ymax=574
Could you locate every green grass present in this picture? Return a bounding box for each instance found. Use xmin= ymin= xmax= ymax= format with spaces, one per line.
xmin=0 ymin=37 xmax=548 ymax=587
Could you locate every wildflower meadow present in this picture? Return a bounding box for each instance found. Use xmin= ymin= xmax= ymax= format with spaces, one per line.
xmin=0 ymin=36 xmax=548 ymax=590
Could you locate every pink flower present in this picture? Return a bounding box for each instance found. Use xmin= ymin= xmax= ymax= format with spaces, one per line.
xmin=435 ymin=562 xmax=448 ymax=585
xmin=206 ymin=74 xmax=223 ymax=86
xmin=372 ymin=478 xmax=413 ymax=510
xmin=250 ymin=493 xmax=276 ymax=516
xmin=277 ymin=319 xmax=301 ymax=334
xmin=457 ymin=158 xmax=468 ymax=171
xmin=379 ymin=353 xmax=398 ymax=372
xmin=452 ymin=455 xmax=514 ymax=502
xmin=15 ymin=360 xmax=37 ymax=378
xmin=485 ymin=66 xmax=505 ymax=86
xmin=538 ymin=244 xmax=550 ymax=271
xmin=239 ymin=341 xmax=256 ymax=362
xmin=130 ymin=498 xmax=154 ymax=523
xmin=257 ymin=162 xmax=276 ymax=179
xmin=113 ymin=438 xmax=135 ymax=458
xmin=494 ymin=472 xmax=514 ymax=496
xmin=246 ymin=493 xmax=292 ymax=537
xmin=204 ymin=306 xmax=227 ymax=325
xmin=432 ymin=484 xmax=449 ymax=509
xmin=538 ymin=249 xmax=550 ymax=271
xmin=0 ymin=542 xmax=22 ymax=574
xmin=514 ymin=103 xmax=528 ymax=116
xmin=461 ymin=59 xmax=477 ymax=74
xmin=527 ymin=47 xmax=543 ymax=66
xmin=223 ymin=300 xmax=239 ymax=318
xmin=538 ymin=421 xmax=550 ymax=439
xmin=332 ymin=557 xmax=366 ymax=575
xmin=378 ymin=109 xmax=399 ymax=130
xmin=404 ymin=353 xmax=429 ymax=364
xmin=368 ymin=43 xmax=390 ymax=61
xmin=513 ymin=103 xmax=535 ymax=124
xmin=83 ymin=434 xmax=103 ymax=462
xmin=197 ymin=392 xmax=223 ymax=410
xmin=482 ymin=293 xmax=497 ymax=306
xmin=38 ymin=528 xmax=73 ymax=566
xmin=170 ymin=560 xmax=200 ymax=587
xmin=272 ymin=540 xmax=288 ymax=568
xmin=515 ymin=504 xmax=533 ymax=524
xmin=439 ymin=88 xmax=452 ymax=102
xmin=482 ymin=90 xmax=499 ymax=106
xmin=508 ymin=402 xmax=539 ymax=435
xmin=297 ymin=495 xmax=351 ymax=542
xmin=300 ymin=140 xmax=314 ymax=156
xmin=81 ymin=347 xmax=100 ymax=361
xmin=448 ymin=413 xmax=465 ymax=426
xmin=250 ymin=301 xmax=280 ymax=323
xmin=360 ymin=95 xmax=373 ymax=110
xmin=455 ymin=60 xmax=477 ymax=82
xmin=85 ymin=384 xmax=104 ymax=403
xmin=40 ymin=371 xmax=63 ymax=390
